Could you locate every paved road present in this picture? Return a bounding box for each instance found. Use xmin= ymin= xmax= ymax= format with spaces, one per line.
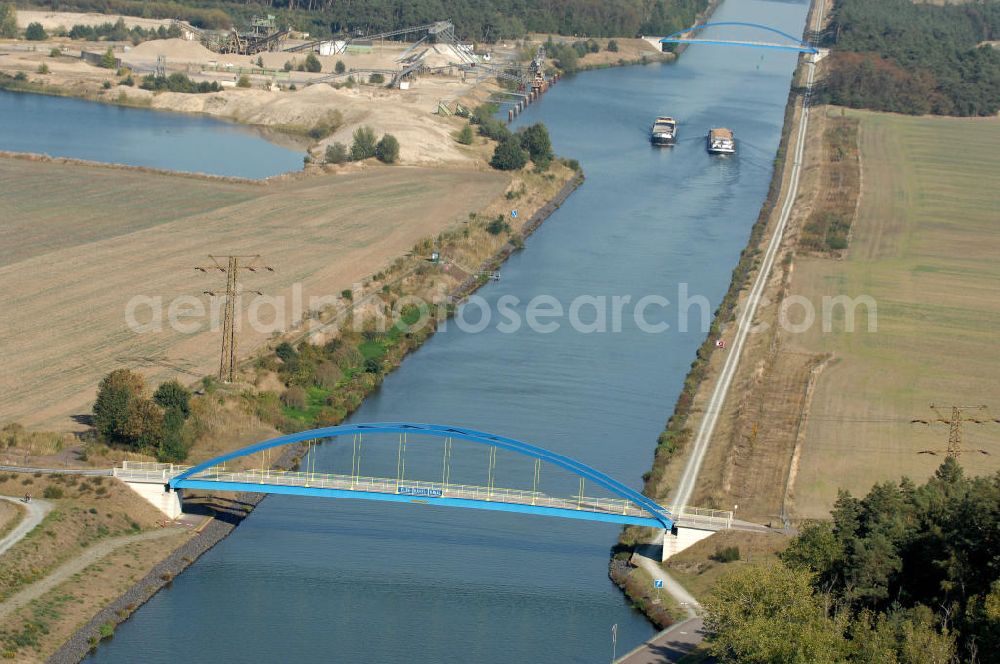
xmin=0 ymin=495 xmax=53 ymax=557
xmin=634 ymin=548 xmax=701 ymax=618
xmin=616 ymin=617 xmax=707 ymax=664
xmin=0 ymin=526 xmax=182 ymax=620
xmin=0 ymin=464 xmax=112 ymax=477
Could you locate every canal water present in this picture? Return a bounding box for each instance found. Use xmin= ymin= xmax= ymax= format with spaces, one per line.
xmin=0 ymin=90 xmax=303 ymax=178
xmin=88 ymin=0 xmax=810 ymax=661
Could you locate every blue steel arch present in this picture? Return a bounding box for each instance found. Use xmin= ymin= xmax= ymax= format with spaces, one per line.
xmin=661 ymin=21 xmax=818 ymax=54
xmin=170 ymin=422 xmax=674 ymax=529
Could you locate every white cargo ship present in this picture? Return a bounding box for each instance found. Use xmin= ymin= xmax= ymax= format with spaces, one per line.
xmin=707 ymin=127 xmax=736 ymax=154
xmin=650 ymin=116 xmax=677 ymax=146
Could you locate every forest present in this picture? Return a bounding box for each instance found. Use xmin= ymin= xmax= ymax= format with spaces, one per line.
xmin=818 ymin=0 xmax=1000 ymax=116
xmin=28 ymin=0 xmax=708 ymax=39
xmin=705 ymin=459 xmax=1000 ymax=663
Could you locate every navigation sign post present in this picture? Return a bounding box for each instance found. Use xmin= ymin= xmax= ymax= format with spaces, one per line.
xmin=653 ymin=578 xmax=665 ymax=607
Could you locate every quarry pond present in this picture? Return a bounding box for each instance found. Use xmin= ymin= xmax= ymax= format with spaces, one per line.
xmin=0 ymin=89 xmax=303 ymax=178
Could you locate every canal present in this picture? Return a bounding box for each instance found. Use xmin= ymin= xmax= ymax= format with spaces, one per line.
xmin=88 ymin=0 xmax=810 ymax=661
xmin=0 ymin=90 xmax=303 ymax=178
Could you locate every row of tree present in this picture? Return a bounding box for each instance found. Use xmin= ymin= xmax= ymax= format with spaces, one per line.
xmin=66 ymin=18 xmax=184 ymax=43
xmin=92 ymin=370 xmax=193 ymax=461
xmin=325 ymin=125 xmax=399 ymax=164
xmin=29 ymin=0 xmax=708 ymax=40
xmin=818 ymin=0 xmax=1000 ymax=116
xmin=464 ymin=103 xmax=553 ymax=171
xmin=705 ymin=459 xmax=1000 ymax=662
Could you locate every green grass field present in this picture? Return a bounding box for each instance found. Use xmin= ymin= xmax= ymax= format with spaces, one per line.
xmin=790 ymin=111 xmax=1000 ymax=518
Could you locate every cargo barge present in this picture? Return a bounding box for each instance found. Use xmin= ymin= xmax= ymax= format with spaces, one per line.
xmin=650 ymin=116 xmax=677 ymax=146
xmin=707 ymin=127 xmax=736 ymax=154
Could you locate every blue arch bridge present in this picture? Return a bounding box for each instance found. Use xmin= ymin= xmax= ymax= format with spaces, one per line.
xmin=660 ymin=21 xmax=819 ymax=54
xmin=114 ymin=423 xmax=739 ymax=559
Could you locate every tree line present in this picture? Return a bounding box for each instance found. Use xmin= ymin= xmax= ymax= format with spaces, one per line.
xmin=818 ymin=0 xmax=1000 ymax=116
xmin=29 ymin=0 xmax=708 ymax=40
xmin=705 ymin=459 xmax=1000 ymax=662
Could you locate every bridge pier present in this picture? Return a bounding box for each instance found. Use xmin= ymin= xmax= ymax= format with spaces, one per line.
xmin=661 ymin=526 xmax=716 ymax=561
xmin=113 ymin=463 xmax=183 ymax=519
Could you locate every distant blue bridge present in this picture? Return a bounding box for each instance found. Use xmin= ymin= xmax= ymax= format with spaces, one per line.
xmin=140 ymin=423 xmax=687 ymax=529
xmin=661 ymin=21 xmax=818 ymax=54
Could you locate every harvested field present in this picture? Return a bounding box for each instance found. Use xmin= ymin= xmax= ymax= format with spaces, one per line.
xmin=0 ymin=157 xmax=507 ymax=430
xmin=790 ymin=111 xmax=1000 ymax=517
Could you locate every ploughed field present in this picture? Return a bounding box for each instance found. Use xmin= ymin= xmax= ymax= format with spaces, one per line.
xmin=790 ymin=112 xmax=1000 ymax=517
xmin=0 ymin=157 xmax=506 ymax=430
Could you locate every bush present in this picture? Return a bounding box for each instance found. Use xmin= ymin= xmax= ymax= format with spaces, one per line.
xmin=100 ymin=47 xmax=117 ymax=70
xmin=375 ymin=133 xmax=399 ymax=163
xmin=140 ymin=72 xmax=221 ymax=93
xmin=517 ymin=123 xmax=553 ymax=164
xmin=236 ymin=74 xmax=251 ymax=88
xmin=25 ymin=22 xmax=47 ymax=41
xmin=335 ymin=59 xmax=346 ymax=74
xmin=470 ymin=101 xmax=499 ymax=125
xmin=304 ymin=53 xmax=322 ymax=73
xmin=478 ymin=117 xmax=511 ymax=142
xmin=486 ymin=216 xmax=511 ymax=235
xmin=153 ymin=380 xmax=191 ymax=418
xmin=490 ymin=137 xmax=528 ymax=171
xmin=0 ymin=3 xmax=15 ymax=39
xmin=43 ymin=486 xmax=64 ymax=499
xmin=49 ymin=48 xmax=62 ymax=57
xmin=350 ymin=125 xmax=377 ymax=161
xmin=607 ymin=39 xmax=619 ymax=52
xmin=369 ymin=72 xmax=385 ymax=84
xmin=281 ymin=386 xmax=308 ymax=410
xmin=456 ymin=124 xmax=474 ymax=145
xmin=325 ymin=142 xmax=349 ymax=164
xmin=93 ymin=369 xmax=162 ymax=450
xmin=102 ymin=80 xmax=112 ymax=89
xmin=283 ymin=60 xmax=293 ymax=72
xmin=712 ymin=545 xmax=741 ymax=563
xmin=37 ymin=63 xmax=49 ymax=75
xmin=13 ymin=71 xmax=26 ymax=81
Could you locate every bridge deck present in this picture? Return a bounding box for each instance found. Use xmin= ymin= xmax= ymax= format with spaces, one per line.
xmin=114 ymin=462 xmax=732 ymax=530
xmin=661 ymin=38 xmax=817 ymax=53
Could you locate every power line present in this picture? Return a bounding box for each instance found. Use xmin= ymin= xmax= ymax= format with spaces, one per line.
xmin=195 ymin=255 xmax=273 ymax=383
xmin=914 ymin=404 xmax=995 ymax=458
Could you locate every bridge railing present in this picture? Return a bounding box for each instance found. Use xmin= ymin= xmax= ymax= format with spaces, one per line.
xmin=181 ymin=467 xmax=652 ymax=519
xmin=114 ymin=461 xmax=192 ymax=483
xmin=673 ymin=506 xmax=733 ymax=530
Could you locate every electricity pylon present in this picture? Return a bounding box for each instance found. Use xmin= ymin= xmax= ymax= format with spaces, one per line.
xmin=196 ymin=255 xmax=273 ymax=383
xmin=913 ymin=404 xmax=994 ymax=458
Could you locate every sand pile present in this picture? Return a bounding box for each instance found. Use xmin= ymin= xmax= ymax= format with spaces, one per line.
xmin=125 ymin=38 xmax=218 ymax=63
xmin=420 ymin=44 xmax=474 ymax=68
